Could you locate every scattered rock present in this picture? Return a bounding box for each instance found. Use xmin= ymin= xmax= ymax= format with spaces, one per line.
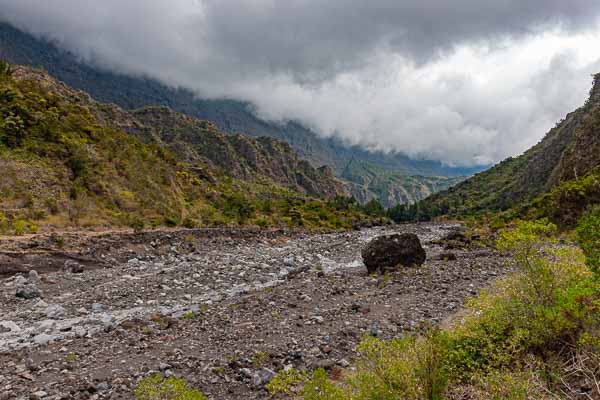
xmin=158 ymin=362 xmax=172 ymax=371
xmin=15 ymin=285 xmax=42 ymax=300
xmin=337 ymin=359 xmax=350 ymax=368
xmin=33 ymin=333 xmax=55 ymax=346
xmin=361 ymin=233 xmax=426 ymax=274
xmin=0 ymin=321 xmax=20 ymax=333
xmin=44 ymin=304 xmax=66 ymax=319
xmin=14 ymin=275 xmax=28 ymax=286
xmin=96 ymin=382 xmax=111 ymax=392
xmin=91 ymin=303 xmax=108 ymax=313
xmin=64 ymin=260 xmax=84 ymax=273
xmin=28 ymin=270 xmax=41 ymax=284
xmin=251 ymin=368 xmax=276 ymax=387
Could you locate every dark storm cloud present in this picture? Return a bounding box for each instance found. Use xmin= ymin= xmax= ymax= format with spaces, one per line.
xmin=1 ymin=0 xmax=599 ymax=165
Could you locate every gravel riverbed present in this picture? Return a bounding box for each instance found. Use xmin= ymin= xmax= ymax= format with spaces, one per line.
xmin=0 ymin=223 xmax=509 ymax=399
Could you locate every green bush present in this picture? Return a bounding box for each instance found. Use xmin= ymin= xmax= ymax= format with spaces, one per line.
xmin=13 ymin=219 xmax=28 ymax=236
xmin=135 ymin=374 xmax=207 ymax=400
xmin=576 ymin=210 xmax=600 ymax=276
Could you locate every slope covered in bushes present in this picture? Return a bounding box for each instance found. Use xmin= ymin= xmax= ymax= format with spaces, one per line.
xmin=0 ymin=61 xmax=380 ymax=233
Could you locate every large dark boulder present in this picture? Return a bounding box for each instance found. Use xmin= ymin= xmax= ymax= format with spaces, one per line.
xmin=361 ymin=233 xmax=426 ymax=274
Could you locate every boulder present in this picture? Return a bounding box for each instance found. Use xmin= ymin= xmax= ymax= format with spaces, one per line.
xmin=361 ymin=233 xmax=426 ymax=274
xmin=16 ymin=285 xmax=42 ymax=300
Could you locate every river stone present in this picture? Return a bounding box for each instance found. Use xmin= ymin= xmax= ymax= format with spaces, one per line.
xmin=361 ymin=233 xmax=426 ymax=274
xmin=28 ymin=270 xmax=41 ymax=284
xmin=33 ymin=333 xmax=55 ymax=346
xmin=44 ymin=304 xmax=66 ymax=319
xmin=16 ymin=285 xmax=42 ymax=300
xmin=252 ymin=368 xmax=277 ymax=387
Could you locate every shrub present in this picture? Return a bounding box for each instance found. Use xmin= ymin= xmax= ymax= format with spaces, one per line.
xmin=221 ymin=193 xmax=255 ymax=223
xmin=135 ymin=374 xmax=207 ymax=400
xmin=576 ymin=210 xmax=600 ymax=276
xmin=266 ymin=368 xmax=308 ymax=396
xmin=126 ymin=215 xmax=146 ymax=233
xmin=13 ymin=219 xmax=28 ymax=236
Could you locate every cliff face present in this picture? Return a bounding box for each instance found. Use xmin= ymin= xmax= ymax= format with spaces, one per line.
xmin=341 ymin=159 xmax=464 ymax=208
xmin=556 ymin=74 xmax=600 ymax=183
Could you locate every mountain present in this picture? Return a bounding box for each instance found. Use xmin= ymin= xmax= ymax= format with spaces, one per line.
xmin=402 ymin=73 xmax=600 ymax=225
xmin=0 ymin=62 xmax=376 ymax=233
xmin=0 ymin=21 xmax=483 ymax=206
xmin=340 ymin=158 xmax=463 ymax=208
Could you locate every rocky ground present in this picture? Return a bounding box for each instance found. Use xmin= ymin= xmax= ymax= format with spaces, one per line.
xmin=0 ymin=223 xmax=510 ymax=400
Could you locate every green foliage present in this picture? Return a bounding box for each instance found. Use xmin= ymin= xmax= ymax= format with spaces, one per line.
xmin=302 ymin=369 xmax=346 ymax=400
xmin=536 ymin=167 xmax=600 ymax=226
xmin=576 ymin=208 xmax=600 ymax=276
xmin=266 ymin=368 xmax=308 ymax=396
xmin=126 ymin=214 xmax=146 ymax=233
xmin=221 ymin=193 xmax=255 ymax=224
xmin=0 ymin=62 xmax=378 ymax=233
xmin=361 ymin=199 xmax=385 ymax=217
xmin=135 ymin=374 xmax=207 ymax=400
xmin=298 ymin=221 xmax=600 ymax=399
xmin=0 ymin=60 xmax=12 ymax=81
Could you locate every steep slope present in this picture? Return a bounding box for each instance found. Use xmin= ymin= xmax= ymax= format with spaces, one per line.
xmin=11 ymin=66 xmax=345 ymax=199
xmin=127 ymin=107 xmax=345 ymax=198
xmin=0 ymin=63 xmax=373 ymax=233
xmin=340 ymin=159 xmax=464 ymax=208
xmin=408 ymin=73 xmax=600 ymax=222
xmin=0 ymin=22 xmax=482 ymax=199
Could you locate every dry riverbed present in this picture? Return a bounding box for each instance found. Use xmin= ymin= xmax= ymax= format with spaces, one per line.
xmin=0 ymin=223 xmax=509 ymax=399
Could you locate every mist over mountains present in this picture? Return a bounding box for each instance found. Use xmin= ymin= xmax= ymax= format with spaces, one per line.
xmin=2 ymin=0 xmax=600 ymax=167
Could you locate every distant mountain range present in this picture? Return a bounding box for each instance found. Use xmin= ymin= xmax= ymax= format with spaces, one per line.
xmin=0 ymin=21 xmax=484 ymax=206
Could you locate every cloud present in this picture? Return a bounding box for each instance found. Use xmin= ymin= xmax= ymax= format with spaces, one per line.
xmin=1 ymin=0 xmax=600 ymax=165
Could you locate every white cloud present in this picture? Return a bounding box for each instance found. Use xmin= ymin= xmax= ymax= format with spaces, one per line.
xmin=1 ymin=0 xmax=599 ymax=165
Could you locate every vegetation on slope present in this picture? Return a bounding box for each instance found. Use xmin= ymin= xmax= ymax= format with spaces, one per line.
xmin=269 ymin=217 xmax=600 ymax=399
xmin=391 ymin=74 xmax=600 ymax=224
xmin=0 ymin=61 xmax=382 ymax=233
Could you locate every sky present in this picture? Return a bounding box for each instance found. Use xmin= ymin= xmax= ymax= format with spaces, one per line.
xmin=1 ymin=0 xmax=600 ymax=166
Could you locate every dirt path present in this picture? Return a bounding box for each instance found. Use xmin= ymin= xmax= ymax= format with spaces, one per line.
xmin=0 ymin=223 xmax=508 ymax=399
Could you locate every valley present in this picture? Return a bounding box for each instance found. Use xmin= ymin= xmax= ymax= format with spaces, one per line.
xmin=0 ymin=223 xmax=508 ymax=399
xmin=0 ymin=7 xmax=599 ymax=400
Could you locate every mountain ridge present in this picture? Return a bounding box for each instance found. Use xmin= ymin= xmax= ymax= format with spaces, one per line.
xmin=0 ymin=21 xmax=484 ymax=207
